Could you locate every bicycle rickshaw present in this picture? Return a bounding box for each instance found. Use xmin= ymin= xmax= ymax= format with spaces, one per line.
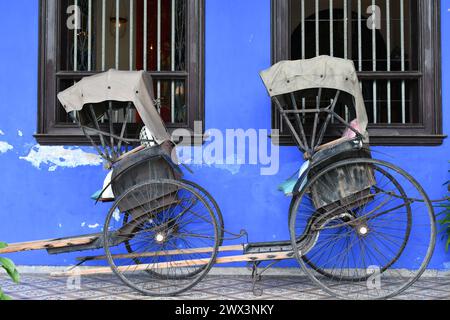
xmin=0 ymin=56 xmax=436 ymax=300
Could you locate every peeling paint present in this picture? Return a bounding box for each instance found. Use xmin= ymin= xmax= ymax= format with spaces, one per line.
xmin=0 ymin=129 xmax=4 ymax=135
xmin=17 ymin=130 xmax=23 ymax=137
xmin=113 ymin=209 xmax=121 ymax=222
xmin=0 ymin=141 xmax=13 ymax=154
xmin=88 ymin=223 xmax=100 ymax=229
xmin=81 ymin=222 xmax=86 ymax=227
xmin=20 ymin=145 xmax=103 ymax=171
xmin=213 ymin=163 xmax=242 ymax=175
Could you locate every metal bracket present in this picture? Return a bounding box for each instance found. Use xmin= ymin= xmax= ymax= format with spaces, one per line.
xmin=250 ymin=260 xmax=282 ymax=297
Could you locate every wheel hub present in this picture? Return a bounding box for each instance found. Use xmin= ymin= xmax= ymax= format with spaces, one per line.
xmin=357 ymin=225 xmax=370 ymax=236
xmin=155 ymin=233 xmax=166 ymax=243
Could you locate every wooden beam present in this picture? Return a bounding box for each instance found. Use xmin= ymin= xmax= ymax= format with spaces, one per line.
xmin=0 ymin=235 xmax=100 ymax=254
xmin=76 ymin=244 xmax=245 ymax=261
xmin=51 ymin=251 xmax=295 ymax=277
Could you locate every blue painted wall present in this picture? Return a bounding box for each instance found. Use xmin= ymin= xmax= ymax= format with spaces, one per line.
xmin=0 ymin=0 xmax=448 ymax=269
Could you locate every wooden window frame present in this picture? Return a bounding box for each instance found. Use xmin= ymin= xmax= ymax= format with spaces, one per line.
xmin=271 ymin=0 xmax=445 ymax=146
xmin=36 ymin=0 xmax=205 ymax=145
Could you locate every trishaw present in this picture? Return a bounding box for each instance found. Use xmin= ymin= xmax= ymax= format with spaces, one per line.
xmin=0 ymin=56 xmax=436 ymax=300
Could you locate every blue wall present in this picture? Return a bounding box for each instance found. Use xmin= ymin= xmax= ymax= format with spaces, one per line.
xmin=0 ymin=0 xmax=449 ymax=269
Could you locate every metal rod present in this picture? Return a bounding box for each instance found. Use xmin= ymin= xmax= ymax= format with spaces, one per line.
xmin=115 ymin=0 xmax=120 ymax=69
xmin=73 ymin=0 xmax=78 ymax=71
xmin=290 ymin=93 xmax=309 ymax=151
xmin=117 ymin=103 xmax=132 ymax=152
xmin=358 ymin=0 xmax=362 ymax=71
xmin=108 ymin=102 xmax=117 ymax=161
xmin=171 ymin=0 xmax=176 ymax=123
xmin=88 ymin=0 xmax=92 ymax=71
xmin=311 ymin=88 xmax=322 ymax=150
xmin=88 ymin=105 xmax=110 ymax=159
xmin=315 ymin=0 xmax=319 ymax=56
xmin=400 ymin=0 xmax=406 ymax=124
xmin=273 ymin=98 xmax=306 ymax=152
xmin=316 ymin=91 xmax=341 ymax=148
xmin=372 ymin=0 xmax=377 ymax=124
xmin=81 ymin=126 xmax=110 ymax=163
xmin=301 ymin=0 xmax=305 ymax=59
xmin=329 ymin=0 xmax=333 ymax=57
xmin=387 ymin=0 xmax=391 ymax=123
xmin=157 ymin=0 xmax=162 ymax=101
xmin=143 ymin=0 xmax=148 ymax=70
xmin=130 ymin=0 xmax=134 ymax=71
xmin=102 ymin=0 xmax=106 ymax=71
xmin=344 ymin=0 xmax=348 ymax=59
xmin=301 ymin=0 xmax=306 ymax=119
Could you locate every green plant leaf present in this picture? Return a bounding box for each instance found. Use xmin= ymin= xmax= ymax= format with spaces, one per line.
xmin=0 ymin=242 xmax=7 ymax=250
xmin=0 ymin=288 xmax=12 ymax=301
xmin=0 ymin=257 xmax=20 ymax=284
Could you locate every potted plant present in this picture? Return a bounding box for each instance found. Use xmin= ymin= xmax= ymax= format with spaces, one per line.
xmin=0 ymin=242 xmax=20 ymax=300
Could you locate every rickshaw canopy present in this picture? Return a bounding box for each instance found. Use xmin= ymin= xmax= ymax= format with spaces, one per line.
xmin=57 ymin=69 xmax=171 ymax=145
xmin=260 ymin=56 xmax=369 ymax=139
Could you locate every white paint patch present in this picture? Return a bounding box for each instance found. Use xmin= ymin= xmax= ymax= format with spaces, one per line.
xmin=88 ymin=223 xmax=100 ymax=229
xmin=58 ymin=223 xmax=63 ymax=228
xmin=0 ymin=130 xmax=4 ymax=135
xmin=17 ymin=130 xmax=23 ymax=137
xmin=0 ymin=141 xmax=13 ymax=154
xmin=81 ymin=222 xmax=86 ymax=227
xmin=113 ymin=209 xmax=121 ymax=222
xmin=20 ymin=145 xmax=103 ymax=171
xmin=213 ymin=155 xmax=243 ymax=175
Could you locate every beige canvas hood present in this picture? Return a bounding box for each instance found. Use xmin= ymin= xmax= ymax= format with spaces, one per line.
xmin=260 ymin=56 xmax=369 ymax=138
xmin=57 ymin=69 xmax=171 ymax=144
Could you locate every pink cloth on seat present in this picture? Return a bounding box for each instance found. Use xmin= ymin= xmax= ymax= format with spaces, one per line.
xmin=342 ymin=119 xmax=361 ymax=139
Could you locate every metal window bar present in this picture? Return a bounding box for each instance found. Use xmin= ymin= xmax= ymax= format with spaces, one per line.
xmin=74 ymin=0 xmax=78 ymax=71
xmin=301 ymin=0 xmax=306 ymax=120
xmin=130 ymin=0 xmax=134 ymax=71
xmin=157 ymin=0 xmax=162 ymax=108
xmin=88 ymin=0 xmax=92 ymax=71
xmin=102 ymin=0 xmax=106 ymax=71
xmin=143 ymin=0 xmax=148 ymax=71
xmin=115 ymin=0 xmax=120 ymax=69
xmin=358 ymin=0 xmax=362 ymax=71
xmin=329 ymin=0 xmax=333 ymax=57
xmin=343 ymin=0 xmax=348 ymax=60
xmin=386 ymin=0 xmax=392 ymax=124
xmin=372 ymin=0 xmax=377 ymax=124
xmin=400 ymin=0 xmax=406 ymax=124
xmin=171 ymin=0 xmax=176 ymax=123
xmin=301 ymin=0 xmax=305 ymax=59
xmin=293 ymin=0 xmax=412 ymax=128
xmin=344 ymin=0 xmax=349 ymax=122
xmin=315 ymin=0 xmax=319 ymax=56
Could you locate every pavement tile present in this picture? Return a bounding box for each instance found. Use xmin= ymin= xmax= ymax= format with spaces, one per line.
xmin=1 ymin=273 xmax=448 ymax=300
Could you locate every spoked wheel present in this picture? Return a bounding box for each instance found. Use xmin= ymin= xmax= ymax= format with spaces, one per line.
xmin=181 ymin=180 xmax=225 ymax=245
xmin=289 ymin=159 xmax=436 ymax=300
xmin=104 ymin=179 xmax=220 ymax=297
xmin=121 ymin=179 xmax=224 ymax=280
